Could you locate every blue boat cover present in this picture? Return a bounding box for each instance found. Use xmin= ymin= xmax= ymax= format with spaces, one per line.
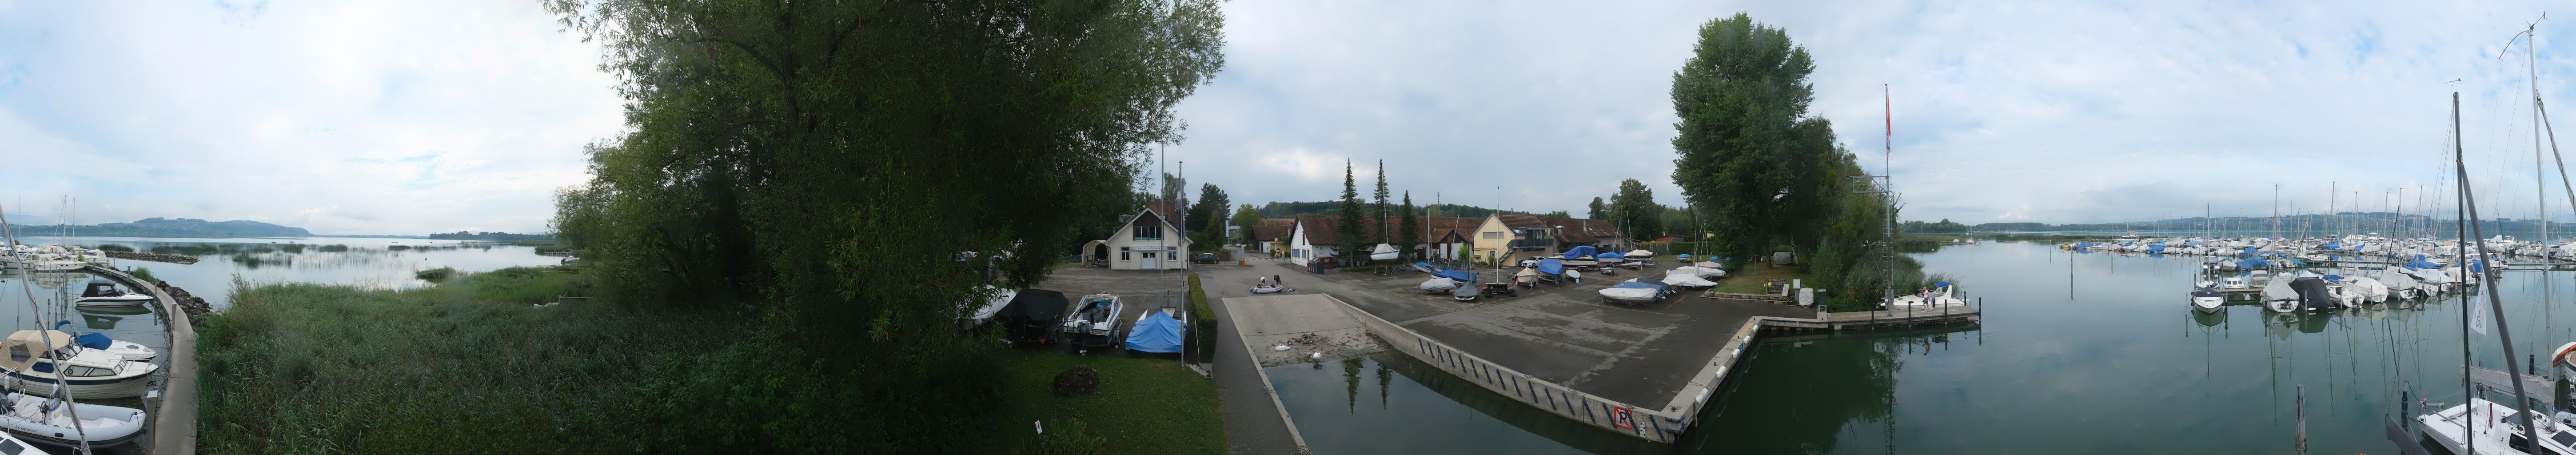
xmin=1597 ymin=252 xmax=1625 ymax=260
xmin=1559 ymin=246 xmax=1596 ymax=260
xmin=1536 ymin=258 xmax=1565 ymax=275
xmin=1124 ymin=311 xmax=1184 ymax=353
xmin=1675 ymin=254 xmax=1692 ymax=260
xmin=2322 ymin=274 xmax=2343 ymax=281
xmin=1412 ymin=262 xmax=1442 ymax=273
xmin=2145 ymin=244 xmax=2165 ymax=252
xmin=74 ymin=332 xmax=110 ymax=351
xmin=1433 ymin=269 xmax=1477 ymax=283
xmin=2319 ymin=242 xmax=2341 ymax=250
xmin=2405 ymin=254 xmax=2440 ymax=270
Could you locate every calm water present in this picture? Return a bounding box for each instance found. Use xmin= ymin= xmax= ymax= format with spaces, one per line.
xmin=1273 ymin=240 xmax=2576 ymax=454
xmin=13 ymin=235 xmax=565 ymax=309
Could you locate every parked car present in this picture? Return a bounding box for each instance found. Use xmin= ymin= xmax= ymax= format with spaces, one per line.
xmin=1193 ymin=252 xmax=1218 ymax=264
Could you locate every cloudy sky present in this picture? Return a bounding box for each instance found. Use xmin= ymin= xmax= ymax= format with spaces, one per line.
xmin=0 ymin=2 xmax=2571 ymax=235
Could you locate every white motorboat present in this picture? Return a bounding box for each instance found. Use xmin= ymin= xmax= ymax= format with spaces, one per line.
xmin=1889 ymin=284 xmax=1966 ymax=309
xmin=1062 ymin=294 xmax=1124 ymax=348
xmin=2189 ymin=287 xmax=2223 ymax=312
xmin=1250 ymin=284 xmax=1292 ymax=294
xmin=2416 ymin=397 xmax=2576 ymax=455
xmin=955 ymin=286 xmax=1016 ymax=329
xmin=1368 ymin=243 xmax=1399 ymax=261
xmin=71 ymin=280 xmax=151 ymax=307
xmin=1597 ymin=279 xmax=1670 ymax=306
xmin=1659 ymin=271 xmax=1716 ymax=289
xmin=47 ymin=323 xmax=151 ymax=363
xmin=2219 ymin=276 xmax=2248 ymax=290
xmin=0 ymin=392 xmax=144 ymax=448
xmin=0 ymin=331 xmax=157 ymax=399
xmin=1564 ymin=269 xmax=1581 ymax=284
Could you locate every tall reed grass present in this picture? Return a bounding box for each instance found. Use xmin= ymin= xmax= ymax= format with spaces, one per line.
xmin=199 ymin=267 xmax=741 ymax=454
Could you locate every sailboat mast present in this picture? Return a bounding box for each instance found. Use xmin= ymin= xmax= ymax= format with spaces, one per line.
xmin=2456 ymin=90 xmax=2548 ymax=449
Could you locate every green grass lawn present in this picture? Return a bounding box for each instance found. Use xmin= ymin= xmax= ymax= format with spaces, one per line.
xmin=1709 ymin=263 xmax=1811 ymax=295
xmin=983 ymin=349 xmax=1224 ymax=455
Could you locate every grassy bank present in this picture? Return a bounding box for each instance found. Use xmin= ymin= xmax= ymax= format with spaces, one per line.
xmin=984 ymin=349 xmax=1224 ymax=455
xmin=199 ymin=266 xmax=744 ymax=454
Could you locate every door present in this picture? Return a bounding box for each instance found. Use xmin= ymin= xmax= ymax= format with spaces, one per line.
xmin=1142 ymin=251 xmax=1158 ymax=269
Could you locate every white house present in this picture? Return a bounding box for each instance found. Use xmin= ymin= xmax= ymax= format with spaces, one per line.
xmin=1101 ymin=202 xmax=1192 ymax=270
xmin=1285 ymin=215 xmax=1337 ymax=267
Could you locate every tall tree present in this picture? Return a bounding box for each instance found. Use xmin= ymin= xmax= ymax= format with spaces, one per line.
xmin=1587 ymin=197 xmax=1608 ymax=220
xmin=1608 ymin=179 xmax=1664 ymax=240
xmin=543 ymin=0 xmax=1224 ymax=451
xmin=1336 ymin=160 xmax=1363 ymax=263
xmin=1670 ymin=12 xmax=1835 ymax=267
xmin=1190 ymin=183 xmax=1229 ymax=237
xmin=1160 ymin=172 xmax=1187 ymax=205
xmin=1398 ymin=191 xmax=1421 ymax=259
xmin=1372 ymin=160 xmax=1390 ymax=245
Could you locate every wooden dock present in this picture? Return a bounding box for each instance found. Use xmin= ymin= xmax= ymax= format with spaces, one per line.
xmin=1760 ymin=305 xmax=1981 ymax=331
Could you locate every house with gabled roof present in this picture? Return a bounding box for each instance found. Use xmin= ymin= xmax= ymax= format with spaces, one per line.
xmin=1083 ymin=200 xmax=1192 ymax=270
xmin=1464 ymin=214 xmax=1630 ymax=265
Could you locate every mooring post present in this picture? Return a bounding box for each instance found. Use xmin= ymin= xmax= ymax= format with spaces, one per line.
xmin=2296 ymin=383 xmax=2307 ymax=452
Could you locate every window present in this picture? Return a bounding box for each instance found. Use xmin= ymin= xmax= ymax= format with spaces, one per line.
xmin=1293 ymin=248 xmax=1307 ymax=258
xmin=64 ymin=366 xmax=113 ymax=377
xmin=1134 ymin=225 xmax=1163 ymax=241
xmin=1482 ymin=231 xmax=1503 ymax=239
xmin=1120 ymin=247 xmax=1131 ymax=261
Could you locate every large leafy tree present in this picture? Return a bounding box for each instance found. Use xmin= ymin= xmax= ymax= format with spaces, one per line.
xmin=1232 ymin=204 xmax=1261 ymax=244
xmin=544 ymin=0 xmax=1223 ymax=451
xmin=1608 ymin=179 xmax=1664 ymax=240
xmin=1670 ymin=12 xmax=1838 ymax=267
xmin=1587 ymin=197 xmax=1608 ymax=220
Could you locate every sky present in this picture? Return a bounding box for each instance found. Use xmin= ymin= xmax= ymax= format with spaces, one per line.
xmin=1166 ymin=1 xmax=2576 ymax=226
xmin=2 ymin=2 xmax=2574 ymax=234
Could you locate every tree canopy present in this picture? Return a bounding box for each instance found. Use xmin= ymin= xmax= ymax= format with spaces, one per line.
xmin=1670 ymin=12 xmax=1844 ymax=267
xmin=543 ymin=0 xmax=1224 ymax=451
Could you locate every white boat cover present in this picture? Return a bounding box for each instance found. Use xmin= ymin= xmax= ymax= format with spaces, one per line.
xmin=1598 ymin=286 xmax=1659 ymax=302
xmin=1625 ymin=250 xmax=1655 ymax=259
xmin=1660 ymin=271 xmax=1715 ymax=288
xmin=1564 ymin=269 xmax=1581 ymax=282
xmin=1420 ymin=276 xmax=1460 ymax=292
xmin=1672 ymin=266 xmax=1726 ymax=279
xmin=2262 ymin=276 xmax=2301 ymax=301
xmin=1370 ymin=243 xmax=1400 ymax=261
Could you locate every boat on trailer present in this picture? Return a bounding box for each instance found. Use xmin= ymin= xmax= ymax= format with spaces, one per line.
xmin=1062 ymin=294 xmax=1125 ymax=349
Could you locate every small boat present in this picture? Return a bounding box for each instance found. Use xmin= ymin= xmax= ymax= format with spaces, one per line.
xmin=2219 ymin=276 xmax=2248 ymax=290
xmin=1888 ymin=283 xmax=1966 ymax=309
xmin=1623 ymin=250 xmax=1656 ymax=262
xmin=72 ymin=280 xmax=151 ymax=307
xmin=956 ymin=286 xmax=1017 ymax=329
xmin=1369 ymin=243 xmax=1400 ymax=261
xmin=1598 ymin=279 xmax=1670 ymax=306
xmin=0 ymin=392 xmax=146 ymax=448
xmin=1451 ymin=282 xmax=1482 ymax=301
xmin=2261 ymin=274 xmax=2302 ymax=313
xmin=1419 ymin=276 xmax=1461 ymax=293
xmin=1659 ymin=271 xmax=1715 ymax=289
xmin=1251 ymin=283 xmax=1293 ymax=294
xmin=1514 ymin=267 xmax=1539 ymax=287
xmin=0 ymin=331 xmax=157 ymax=399
xmin=50 ymin=323 xmax=150 ymax=362
xmin=1063 ymin=294 xmax=1125 ymax=348
xmin=2189 ymin=287 xmax=2223 ymax=312
xmin=1692 ymin=261 xmax=1729 ymax=278
xmin=1122 ymin=307 xmax=1185 ymax=354
xmin=2415 ymin=397 xmax=2576 ymax=455
xmin=1563 ymin=269 xmax=1582 ymax=284
xmin=997 ymin=289 xmax=1070 ymax=345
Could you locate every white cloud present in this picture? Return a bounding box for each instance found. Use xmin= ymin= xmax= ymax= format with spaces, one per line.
xmin=1166 ymin=1 xmax=2576 ymax=224
xmin=0 ymin=0 xmax=620 ymax=234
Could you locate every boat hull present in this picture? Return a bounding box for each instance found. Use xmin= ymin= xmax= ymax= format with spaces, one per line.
xmin=0 ymin=367 xmax=156 ymax=400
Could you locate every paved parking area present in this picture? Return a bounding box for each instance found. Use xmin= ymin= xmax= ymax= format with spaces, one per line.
xmin=1240 ymin=261 xmax=1815 ymax=408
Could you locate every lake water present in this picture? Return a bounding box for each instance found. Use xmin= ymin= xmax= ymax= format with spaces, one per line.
xmin=12 ymin=235 xmax=566 ymax=309
xmin=1272 ymin=240 xmax=2576 ymax=454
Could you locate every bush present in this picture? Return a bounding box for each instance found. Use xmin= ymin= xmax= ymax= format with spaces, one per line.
xmin=1187 ymin=274 xmax=1215 ymax=364
xmin=415 ymin=267 xmax=458 ymax=281
xmin=130 ymin=267 xmax=156 ymax=282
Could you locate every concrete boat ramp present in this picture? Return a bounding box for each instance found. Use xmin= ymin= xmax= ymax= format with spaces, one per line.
xmin=1223 ymin=294 xmax=1387 ymax=367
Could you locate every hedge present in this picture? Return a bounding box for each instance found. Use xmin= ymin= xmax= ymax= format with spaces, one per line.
xmin=1186 ymin=273 xmax=1216 ymax=364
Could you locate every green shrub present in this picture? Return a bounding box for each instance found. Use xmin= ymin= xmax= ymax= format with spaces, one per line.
xmin=415 ymin=267 xmax=457 ymax=281
xmin=1186 ymin=274 xmax=1215 ymax=364
xmin=130 ymin=267 xmax=156 ymax=282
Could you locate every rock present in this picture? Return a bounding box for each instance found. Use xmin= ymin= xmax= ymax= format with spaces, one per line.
xmin=1052 ymin=365 xmax=1101 ymax=397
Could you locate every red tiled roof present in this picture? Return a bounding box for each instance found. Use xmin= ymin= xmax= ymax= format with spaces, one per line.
xmin=1248 ymin=225 xmax=1291 ymax=242
xmin=1296 ymin=214 xmax=1468 ymax=247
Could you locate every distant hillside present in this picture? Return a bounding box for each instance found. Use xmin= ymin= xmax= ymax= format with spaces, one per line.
xmin=8 ymin=217 xmax=312 ymax=237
